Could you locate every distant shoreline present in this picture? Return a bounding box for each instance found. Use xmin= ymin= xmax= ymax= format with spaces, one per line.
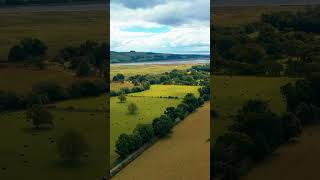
xmin=111 ymin=59 xmax=210 ymax=66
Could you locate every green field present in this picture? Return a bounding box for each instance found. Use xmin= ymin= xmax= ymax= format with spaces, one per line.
xmin=0 ymin=11 xmax=108 ymax=60
xmin=129 ymin=85 xmax=200 ymax=98
xmin=110 ymin=64 xmax=194 ymax=79
xmin=110 ymin=85 xmax=201 ymax=165
xmin=0 ymin=95 xmax=107 ymax=180
xmin=212 ymin=75 xmax=297 ymax=139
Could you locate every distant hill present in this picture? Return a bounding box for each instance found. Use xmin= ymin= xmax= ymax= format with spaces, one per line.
xmin=110 ymin=51 xmax=209 ymax=64
xmin=214 ymin=0 xmax=320 ymax=6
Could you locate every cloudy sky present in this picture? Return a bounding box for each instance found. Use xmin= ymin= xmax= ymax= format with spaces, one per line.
xmin=110 ymin=0 xmax=210 ymax=54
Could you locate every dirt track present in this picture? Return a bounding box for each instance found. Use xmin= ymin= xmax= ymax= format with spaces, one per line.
xmin=112 ymin=103 xmax=210 ymax=180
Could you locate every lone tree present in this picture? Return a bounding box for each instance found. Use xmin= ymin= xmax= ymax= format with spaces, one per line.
xmin=112 ymin=73 xmax=125 ymax=82
xmin=26 ymin=105 xmax=54 ymax=129
xmin=128 ymin=103 xmax=138 ymax=114
xmin=57 ymin=129 xmax=89 ymax=162
xmin=118 ymin=93 xmax=127 ymax=103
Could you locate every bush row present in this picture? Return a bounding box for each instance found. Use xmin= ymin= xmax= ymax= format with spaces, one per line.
xmin=115 ymin=92 xmax=207 ymax=159
xmin=0 ymin=80 xmax=106 ymax=111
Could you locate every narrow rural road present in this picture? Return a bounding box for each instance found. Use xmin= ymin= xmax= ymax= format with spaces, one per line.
xmin=112 ymin=102 xmax=210 ymax=180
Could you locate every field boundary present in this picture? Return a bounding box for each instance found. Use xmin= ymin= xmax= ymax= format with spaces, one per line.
xmin=109 ymin=112 xmax=191 ymax=178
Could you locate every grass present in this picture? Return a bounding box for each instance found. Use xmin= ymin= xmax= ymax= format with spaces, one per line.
xmin=0 ymin=67 xmax=74 ymax=92
xmin=110 ymin=82 xmax=134 ymax=92
xmin=213 ymin=5 xmax=305 ymax=27
xmin=0 ymin=11 xmax=108 ymax=60
xmin=110 ymin=64 xmax=194 ymax=79
xmin=110 ymin=96 xmax=181 ymax=165
xmin=129 ymin=85 xmax=201 ymax=98
xmin=0 ymin=95 xmax=107 ymax=180
xmin=212 ymin=75 xmax=297 ymax=139
xmin=113 ymin=103 xmax=210 ymax=180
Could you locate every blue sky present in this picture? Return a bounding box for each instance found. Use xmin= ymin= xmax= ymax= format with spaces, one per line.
xmin=110 ymin=0 xmax=210 ymax=55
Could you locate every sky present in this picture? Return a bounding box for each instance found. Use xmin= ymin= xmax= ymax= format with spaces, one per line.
xmin=110 ymin=0 xmax=210 ymax=55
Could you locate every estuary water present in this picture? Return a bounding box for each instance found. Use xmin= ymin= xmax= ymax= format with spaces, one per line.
xmin=111 ymin=59 xmax=210 ymax=66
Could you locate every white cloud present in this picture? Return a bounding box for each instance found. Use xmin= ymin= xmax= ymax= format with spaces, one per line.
xmin=110 ymin=0 xmax=210 ymax=54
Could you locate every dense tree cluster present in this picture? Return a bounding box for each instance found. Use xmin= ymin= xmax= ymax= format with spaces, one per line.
xmin=214 ymin=7 xmax=320 ymax=76
xmin=115 ymin=91 xmax=208 ymax=159
xmin=281 ymin=73 xmax=320 ymax=124
xmin=0 ymin=80 xmax=106 ymax=111
xmin=8 ymin=38 xmax=47 ymax=68
xmin=213 ymin=100 xmax=302 ymax=179
xmin=127 ymin=65 xmax=209 ymax=86
xmin=57 ymin=40 xmax=107 ymax=77
xmin=111 ymin=65 xmax=209 ymax=97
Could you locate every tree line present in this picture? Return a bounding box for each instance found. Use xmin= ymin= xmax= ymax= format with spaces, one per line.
xmin=213 ymin=7 xmax=320 ymax=76
xmin=0 ymin=79 xmax=106 ymax=111
xmin=8 ymin=38 xmax=108 ymax=78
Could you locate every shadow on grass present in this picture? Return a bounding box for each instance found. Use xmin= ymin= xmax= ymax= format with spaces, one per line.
xmin=52 ymin=160 xmax=88 ymax=169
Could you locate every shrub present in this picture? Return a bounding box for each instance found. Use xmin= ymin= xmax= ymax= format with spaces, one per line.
xmin=112 ymin=73 xmax=125 ymax=82
xmin=32 ymin=81 xmax=68 ymax=101
xmin=26 ymin=105 xmax=54 ymax=129
xmin=115 ymin=133 xmax=142 ymax=159
xmin=128 ymin=103 xmax=138 ymax=114
xmin=57 ymin=129 xmax=89 ymax=162
xmin=152 ymin=115 xmax=173 ymax=137
xmin=118 ymin=93 xmax=126 ymax=103
xmin=133 ymin=124 xmax=154 ymax=143
xmin=69 ymin=80 xmax=105 ymax=98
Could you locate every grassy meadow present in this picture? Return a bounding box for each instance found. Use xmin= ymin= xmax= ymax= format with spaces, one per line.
xmin=129 ymin=85 xmax=200 ymax=98
xmin=0 ymin=95 xmax=107 ymax=180
xmin=0 ymin=11 xmax=108 ymax=60
xmin=110 ymin=84 xmax=202 ymax=165
xmin=212 ymin=75 xmax=297 ymax=139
